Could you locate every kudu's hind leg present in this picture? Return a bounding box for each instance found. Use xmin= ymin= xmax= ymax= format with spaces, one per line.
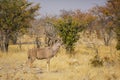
xmin=47 ymin=59 xmax=50 ymax=72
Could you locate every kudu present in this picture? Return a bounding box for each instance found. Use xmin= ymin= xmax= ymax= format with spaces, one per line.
xmin=27 ymin=39 xmax=62 ymax=71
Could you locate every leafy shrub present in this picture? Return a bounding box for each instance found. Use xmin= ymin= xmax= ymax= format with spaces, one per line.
xmin=116 ymin=40 xmax=120 ymax=50
xmin=54 ymin=17 xmax=85 ymax=53
xmin=90 ymin=55 xmax=103 ymax=67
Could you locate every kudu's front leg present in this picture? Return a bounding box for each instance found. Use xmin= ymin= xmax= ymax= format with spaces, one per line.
xmin=47 ymin=59 xmax=50 ymax=72
xmin=27 ymin=57 xmax=35 ymax=68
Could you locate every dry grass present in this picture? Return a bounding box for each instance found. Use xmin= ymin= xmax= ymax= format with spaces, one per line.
xmin=0 ymin=43 xmax=120 ymax=80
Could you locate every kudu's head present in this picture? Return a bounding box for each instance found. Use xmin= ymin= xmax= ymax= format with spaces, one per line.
xmin=52 ymin=38 xmax=63 ymax=51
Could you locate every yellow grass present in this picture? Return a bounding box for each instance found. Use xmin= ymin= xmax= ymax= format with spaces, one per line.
xmin=0 ymin=43 xmax=120 ymax=80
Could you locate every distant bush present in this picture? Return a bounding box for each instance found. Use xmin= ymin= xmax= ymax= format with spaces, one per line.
xmin=90 ymin=55 xmax=103 ymax=67
xmin=116 ymin=40 xmax=120 ymax=50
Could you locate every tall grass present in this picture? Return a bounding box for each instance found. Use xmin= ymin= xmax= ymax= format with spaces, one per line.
xmin=0 ymin=41 xmax=120 ymax=80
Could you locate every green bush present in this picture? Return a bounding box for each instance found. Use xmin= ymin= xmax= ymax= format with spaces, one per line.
xmin=54 ymin=17 xmax=84 ymax=53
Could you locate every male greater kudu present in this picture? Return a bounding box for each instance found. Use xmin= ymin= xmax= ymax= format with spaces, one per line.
xmin=27 ymin=40 xmax=62 ymax=71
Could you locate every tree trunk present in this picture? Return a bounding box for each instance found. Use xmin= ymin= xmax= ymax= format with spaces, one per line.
xmin=12 ymin=36 xmax=17 ymax=44
xmin=104 ymin=37 xmax=109 ymax=46
xmin=35 ymin=37 xmax=40 ymax=48
xmin=4 ymin=42 xmax=9 ymax=52
xmin=0 ymin=34 xmax=9 ymax=52
xmin=4 ymin=34 xmax=9 ymax=52
xmin=19 ymin=40 xmax=22 ymax=50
